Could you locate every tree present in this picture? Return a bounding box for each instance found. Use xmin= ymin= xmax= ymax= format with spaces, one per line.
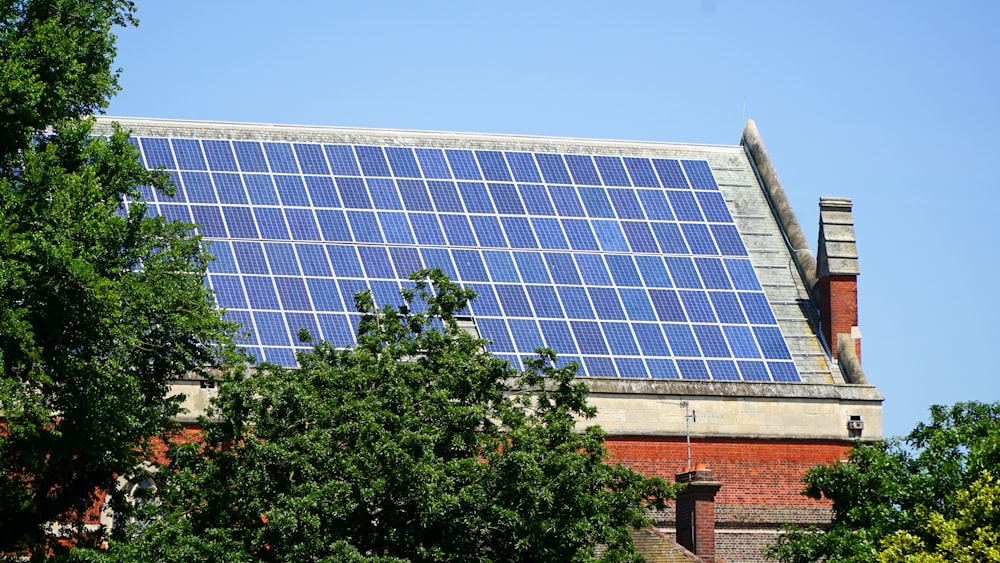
xmin=765 ymin=401 xmax=1000 ymax=563
xmin=86 ymin=270 xmax=676 ymax=563
xmin=0 ymin=1 xmax=235 ymax=556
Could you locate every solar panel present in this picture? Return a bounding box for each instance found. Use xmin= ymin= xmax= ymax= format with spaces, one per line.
xmin=129 ymin=136 xmax=800 ymax=382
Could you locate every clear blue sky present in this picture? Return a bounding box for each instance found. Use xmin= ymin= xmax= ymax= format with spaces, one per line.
xmin=107 ymin=1 xmax=1000 ymax=439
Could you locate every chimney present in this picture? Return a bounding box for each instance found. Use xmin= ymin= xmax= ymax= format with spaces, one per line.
xmin=675 ymin=465 xmax=722 ymax=563
xmin=815 ymin=197 xmax=861 ymax=362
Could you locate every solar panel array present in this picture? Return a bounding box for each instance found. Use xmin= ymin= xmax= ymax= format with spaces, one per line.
xmin=127 ymin=135 xmax=800 ymax=382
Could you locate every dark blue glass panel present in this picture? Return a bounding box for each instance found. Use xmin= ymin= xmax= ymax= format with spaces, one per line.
xmin=444 ymin=149 xmax=481 ymax=180
xmin=244 ymin=174 xmax=279 ymax=205
xmin=694 ymin=325 xmax=730 ymax=357
xmin=315 ymin=210 xmax=352 ymax=242
xmin=506 ymin=152 xmax=542 ymax=183
xmin=620 ymin=288 xmax=656 ymax=320
xmin=203 ymin=140 xmax=237 ymax=171
xmin=457 ymin=182 xmax=494 ymax=213
xmin=725 ymin=259 xmax=761 ymax=290
xmin=244 ymin=277 xmax=280 ymax=309
xmin=682 ymin=160 xmax=718 ymax=190
xmin=663 ymin=324 xmax=700 ymax=356
xmin=482 ymin=251 xmax=519 ymax=282
xmin=440 ymin=214 xmax=477 ymax=246
xmin=608 ymin=189 xmax=644 ymax=219
xmin=575 ymin=254 xmax=612 ymax=285
xmin=677 ymin=359 xmax=710 ymax=380
xmin=695 ymin=258 xmax=731 ymax=289
xmin=370 ymin=280 xmax=404 ymax=308
xmin=679 ymin=290 xmax=717 ymax=323
xmin=710 ymin=292 xmax=747 ymax=324
xmin=317 ymin=313 xmax=353 ymax=346
xmin=338 ymin=279 xmax=370 ymax=311
xmin=478 ymin=318 xmax=514 ymax=353
xmin=214 ymin=173 xmax=247 ymax=204
xmin=397 ymin=179 xmax=433 ymax=211
xmin=768 ymin=362 xmax=800 ymax=382
xmin=414 ymin=148 xmax=451 ymax=179
xmin=255 ymin=207 xmax=290 ymax=239
xmin=539 ymin=320 xmax=577 ymax=354
xmin=358 ymin=246 xmax=394 ymax=279
xmin=513 ymin=252 xmax=550 ymax=283
xmin=467 ymin=284 xmax=502 ymax=316
xmin=565 ymin=155 xmax=601 ymax=185
xmin=696 ymin=191 xmax=732 ymax=222
xmin=724 ymin=325 xmax=760 ymax=358
xmin=635 ymin=256 xmax=671 ymax=287
xmin=388 ymin=247 xmax=422 ymax=279
xmin=616 ymin=357 xmax=647 ymax=378
xmin=649 ymin=289 xmax=687 ymax=322
xmin=470 ymin=216 xmax=507 ymax=248
xmin=558 ymin=286 xmax=595 ymax=319
xmin=427 ymin=180 xmax=464 ymax=212
xmin=622 ymin=222 xmax=659 ymax=253
xmin=293 ymin=143 xmax=329 ymax=175
xmin=232 ymin=242 xmax=268 ymax=274
xmin=232 ymin=141 xmax=268 ymax=172
xmin=740 ymin=292 xmax=776 ymax=324
xmin=707 ymin=360 xmax=740 ymax=380
xmin=254 ymin=311 xmax=290 ymax=345
xmin=354 ymin=146 xmax=391 ymax=177
xmin=286 ymin=312 xmax=321 ymax=346
xmin=593 ymin=221 xmax=629 ymax=252
xmin=570 ymin=321 xmax=608 ymax=354
xmin=583 ymin=356 xmax=617 ymax=377
xmin=632 ymin=323 xmax=670 ymax=355
xmin=324 ymin=145 xmax=360 ymax=176
xmin=141 ymin=138 xmax=175 ymax=169
xmin=347 ymin=210 xmax=382 ymax=243
xmin=667 ymin=191 xmax=703 ymax=221
xmin=544 ymin=253 xmax=580 ymax=285
xmin=548 ymin=185 xmax=585 ymax=217
xmin=588 ymin=287 xmax=625 ymax=320
xmin=225 ymin=310 xmax=256 ymax=344
xmin=738 ymin=360 xmax=770 ymax=381
xmin=172 ymin=139 xmax=207 ymax=170
xmin=579 ymin=188 xmax=615 ymax=218
xmin=666 ymin=257 xmax=702 ymax=289
xmin=651 ymin=223 xmax=689 ymax=254
xmin=191 ymin=206 xmax=226 ymax=237
xmin=509 ymin=319 xmax=545 ymax=353
xmin=274 ymin=175 xmax=310 ymax=206
xmin=488 ymin=183 xmax=524 ymax=214
xmin=207 ymin=240 xmax=237 ymax=273
xmin=603 ymin=322 xmax=639 ymax=355
xmin=647 ymin=358 xmax=680 ymax=379
xmin=594 ymin=156 xmax=631 ymax=187
xmin=475 ymin=151 xmax=512 ymax=182
xmin=652 ymin=159 xmax=687 ymax=188
xmin=378 ymin=212 xmax=415 ymax=244
xmin=327 ymin=245 xmax=364 ymax=277
xmin=711 ymin=224 xmax=748 ymax=256
xmin=606 ymin=255 xmax=642 ymax=287
xmin=518 ymin=184 xmax=555 ymax=215
xmin=409 ymin=213 xmax=446 ymax=245
xmin=263 ymin=142 xmax=299 ymax=174
xmin=159 ymin=204 xmax=191 ymax=225
xmin=496 ymin=285 xmax=533 ymax=317
xmin=562 ymin=219 xmax=599 ymax=250
xmin=296 ymin=244 xmax=332 ymax=277
xmin=533 ymin=218 xmax=569 ymax=249
xmin=385 ymin=147 xmax=421 ymax=178
xmin=263 ymin=347 xmax=296 ymax=366
xmin=452 ymin=249 xmax=489 ymax=281
xmin=275 ymin=277 xmax=311 ymax=310
xmin=366 ymin=178 xmax=402 ymax=210
xmin=637 ymin=190 xmax=673 ymax=221
xmin=336 ymin=177 xmax=372 ymax=209
xmin=264 ymin=242 xmax=300 ymax=275
xmin=211 ymin=275 xmax=247 ymax=308
xmin=536 ymin=153 xmax=572 ymax=184
xmin=501 ymin=216 xmax=537 ymax=248
xmin=754 ymin=327 xmax=792 ymax=359
xmin=526 ymin=285 xmax=564 ymax=318
xmin=420 ymin=248 xmax=457 ymax=280
xmin=623 ymin=157 xmax=660 ymax=187
xmin=305 ymin=176 xmax=339 ymax=207
xmin=160 ymin=172 xmax=186 ymax=203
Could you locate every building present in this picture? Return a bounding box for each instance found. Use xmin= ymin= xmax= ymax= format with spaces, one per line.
xmin=95 ymin=117 xmax=883 ymax=562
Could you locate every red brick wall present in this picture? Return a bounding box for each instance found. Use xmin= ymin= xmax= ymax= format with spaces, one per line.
xmin=815 ymin=275 xmax=859 ymax=361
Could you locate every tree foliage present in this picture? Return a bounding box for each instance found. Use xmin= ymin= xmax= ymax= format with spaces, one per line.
xmin=0 ymin=1 xmax=234 ymax=556
xmin=765 ymin=401 xmax=1000 ymax=562
xmin=87 ymin=270 xmax=676 ymax=563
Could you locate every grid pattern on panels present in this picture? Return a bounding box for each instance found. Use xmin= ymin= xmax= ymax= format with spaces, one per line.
xmin=129 ymin=136 xmax=799 ymax=382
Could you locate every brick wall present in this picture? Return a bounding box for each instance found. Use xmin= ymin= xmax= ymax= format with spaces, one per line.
xmin=815 ymin=274 xmax=860 ymax=360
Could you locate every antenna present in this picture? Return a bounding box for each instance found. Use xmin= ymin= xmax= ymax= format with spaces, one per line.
xmin=680 ymin=401 xmax=697 ymax=469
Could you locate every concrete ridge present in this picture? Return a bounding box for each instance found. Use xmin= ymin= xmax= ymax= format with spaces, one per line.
xmin=584 ymin=378 xmax=883 ymax=401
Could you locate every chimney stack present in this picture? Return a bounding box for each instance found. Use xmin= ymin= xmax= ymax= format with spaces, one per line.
xmin=675 ymin=466 xmax=722 ymax=563
xmin=815 ymin=197 xmax=861 ymax=362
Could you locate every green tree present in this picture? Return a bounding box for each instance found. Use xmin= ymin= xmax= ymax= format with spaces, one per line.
xmin=0 ymin=1 xmax=235 ymax=556
xmin=765 ymin=402 xmax=1000 ymax=563
xmin=88 ymin=270 xmax=675 ymax=563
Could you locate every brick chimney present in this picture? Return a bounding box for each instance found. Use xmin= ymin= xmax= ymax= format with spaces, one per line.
xmin=675 ymin=466 xmax=722 ymax=563
xmin=815 ymin=197 xmax=861 ymax=362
